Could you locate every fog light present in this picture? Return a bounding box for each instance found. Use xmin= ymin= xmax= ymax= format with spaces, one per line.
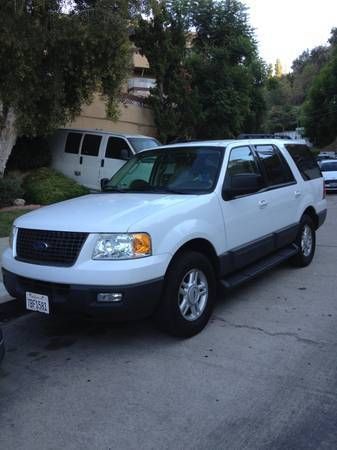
xmin=97 ymin=293 xmax=123 ymax=303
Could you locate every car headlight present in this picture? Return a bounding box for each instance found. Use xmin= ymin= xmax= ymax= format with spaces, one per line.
xmin=92 ymin=233 xmax=152 ymax=260
xmin=9 ymin=225 xmax=17 ymax=249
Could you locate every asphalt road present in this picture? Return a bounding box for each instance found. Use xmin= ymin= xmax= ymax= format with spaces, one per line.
xmin=1 ymin=197 xmax=337 ymax=450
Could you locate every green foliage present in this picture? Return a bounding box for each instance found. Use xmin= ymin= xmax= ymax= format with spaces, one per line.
xmin=6 ymin=137 xmax=51 ymax=171
xmin=274 ymin=59 xmax=283 ymax=78
xmin=134 ymin=0 xmax=266 ymax=142
xmin=0 ymin=176 xmax=24 ymax=208
xmin=23 ymin=168 xmax=89 ymax=205
xmin=303 ymin=48 xmax=337 ymax=147
xmin=0 ymin=0 xmax=131 ymax=173
xmin=0 ymin=209 xmax=32 ymax=238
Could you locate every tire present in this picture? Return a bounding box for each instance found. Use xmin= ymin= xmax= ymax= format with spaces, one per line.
xmin=154 ymin=251 xmax=216 ymax=338
xmin=291 ymin=214 xmax=316 ymax=267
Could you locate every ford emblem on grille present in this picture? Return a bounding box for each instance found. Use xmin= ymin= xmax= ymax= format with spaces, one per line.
xmin=33 ymin=240 xmax=49 ymax=251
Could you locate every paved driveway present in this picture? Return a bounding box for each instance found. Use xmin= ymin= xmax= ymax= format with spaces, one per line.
xmin=1 ymin=197 xmax=337 ymax=450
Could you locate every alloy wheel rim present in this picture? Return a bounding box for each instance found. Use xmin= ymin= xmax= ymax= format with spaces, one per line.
xmin=301 ymin=224 xmax=313 ymax=257
xmin=178 ymin=269 xmax=208 ymax=321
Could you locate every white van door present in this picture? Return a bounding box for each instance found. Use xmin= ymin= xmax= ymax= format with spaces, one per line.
xmin=99 ymin=136 xmax=133 ymax=181
xmin=52 ymin=131 xmax=83 ymax=183
xmin=78 ymin=133 xmax=103 ymax=189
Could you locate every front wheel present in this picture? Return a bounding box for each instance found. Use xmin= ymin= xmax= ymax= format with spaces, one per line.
xmin=291 ymin=214 xmax=316 ymax=267
xmin=155 ymin=251 xmax=216 ymax=338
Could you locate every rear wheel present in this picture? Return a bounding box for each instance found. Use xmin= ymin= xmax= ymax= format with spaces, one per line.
xmin=291 ymin=214 xmax=316 ymax=267
xmin=155 ymin=251 xmax=216 ymax=337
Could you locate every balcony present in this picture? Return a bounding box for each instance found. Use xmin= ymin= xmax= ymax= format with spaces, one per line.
xmin=128 ymin=77 xmax=156 ymax=97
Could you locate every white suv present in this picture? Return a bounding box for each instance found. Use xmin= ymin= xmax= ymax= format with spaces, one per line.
xmin=2 ymin=140 xmax=327 ymax=337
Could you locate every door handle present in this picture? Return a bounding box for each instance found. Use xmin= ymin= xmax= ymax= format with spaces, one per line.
xmin=74 ymin=171 xmax=81 ymax=176
xmin=101 ymin=159 xmax=105 ymax=168
xmin=295 ymin=190 xmax=301 ymax=198
xmin=258 ymin=200 xmax=268 ymax=208
xmin=80 ymin=156 xmax=83 ymax=165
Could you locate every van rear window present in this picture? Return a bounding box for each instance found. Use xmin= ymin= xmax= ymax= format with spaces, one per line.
xmin=65 ymin=132 xmax=82 ymax=154
xmin=81 ymin=134 xmax=102 ymax=157
xmin=285 ymin=144 xmax=321 ymax=180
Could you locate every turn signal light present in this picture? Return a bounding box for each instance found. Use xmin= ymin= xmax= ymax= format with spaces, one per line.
xmin=133 ymin=233 xmax=152 ymax=256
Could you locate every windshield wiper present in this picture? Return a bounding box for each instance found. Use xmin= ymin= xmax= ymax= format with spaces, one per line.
xmin=101 ymin=186 xmax=130 ymax=193
xmin=145 ymin=187 xmax=192 ymax=195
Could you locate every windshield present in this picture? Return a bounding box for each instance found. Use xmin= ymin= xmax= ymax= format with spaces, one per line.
xmin=102 ymin=146 xmax=223 ymax=194
xmin=128 ymin=137 xmax=160 ymax=152
xmin=321 ymin=161 xmax=337 ymax=172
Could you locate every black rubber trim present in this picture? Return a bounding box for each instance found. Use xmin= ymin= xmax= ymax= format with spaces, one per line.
xmin=2 ymin=269 xmax=164 ymax=321
xmin=219 ymin=223 xmax=299 ymax=276
xmin=0 ymin=328 xmax=4 ymax=363
xmin=317 ymin=209 xmax=327 ymax=228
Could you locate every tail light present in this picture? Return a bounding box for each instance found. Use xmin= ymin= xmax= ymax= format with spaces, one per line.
xmin=323 ymin=180 xmax=326 ymax=199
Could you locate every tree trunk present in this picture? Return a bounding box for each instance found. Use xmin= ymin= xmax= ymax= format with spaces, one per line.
xmin=0 ymin=106 xmax=17 ymax=178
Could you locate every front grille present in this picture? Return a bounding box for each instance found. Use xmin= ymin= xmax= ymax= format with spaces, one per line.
xmin=16 ymin=228 xmax=88 ymax=266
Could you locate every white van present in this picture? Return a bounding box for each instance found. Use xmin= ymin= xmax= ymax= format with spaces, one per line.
xmin=49 ymin=128 xmax=160 ymax=190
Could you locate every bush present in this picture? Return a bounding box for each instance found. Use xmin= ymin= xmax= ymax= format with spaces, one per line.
xmin=0 ymin=176 xmax=24 ymax=208
xmin=6 ymin=136 xmax=51 ymax=172
xmin=23 ymin=168 xmax=89 ymax=205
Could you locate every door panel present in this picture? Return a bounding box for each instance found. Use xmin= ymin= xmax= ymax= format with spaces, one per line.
xmin=54 ymin=131 xmax=83 ymax=182
xmin=78 ymin=134 xmax=102 ymax=189
xmin=100 ymin=137 xmax=132 ymax=181
xmin=221 ymin=145 xmax=271 ymax=252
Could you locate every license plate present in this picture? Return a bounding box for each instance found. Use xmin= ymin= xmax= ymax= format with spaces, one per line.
xmin=26 ymin=292 xmax=50 ymax=314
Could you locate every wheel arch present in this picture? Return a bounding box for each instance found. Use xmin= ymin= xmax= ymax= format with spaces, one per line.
xmin=168 ymin=238 xmax=220 ymax=277
xmin=302 ymin=206 xmax=319 ymax=229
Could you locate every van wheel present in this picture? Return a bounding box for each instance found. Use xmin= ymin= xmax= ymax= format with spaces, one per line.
xmin=155 ymin=251 xmax=216 ymax=338
xmin=291 ymin=214 xmax=316 ymax=267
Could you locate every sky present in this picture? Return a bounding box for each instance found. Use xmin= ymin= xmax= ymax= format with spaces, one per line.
xmin=243 ymin=0 xmax=337 ymax=72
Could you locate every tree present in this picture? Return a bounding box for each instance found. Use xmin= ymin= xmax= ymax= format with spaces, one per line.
xmin=274 ymin=59 xmax=283 ymax=78
xmin=133 ymin=0 xmax=195 ymax=143
xmin=303 ymin=48 xmax=337 ymax=146
xmin=0 ymin=0 xmax=130 ymax=176
xmin=134 ymin=0 xmax=266 ymax=142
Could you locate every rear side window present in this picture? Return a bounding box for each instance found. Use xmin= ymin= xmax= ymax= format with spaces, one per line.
xmin=255 ymin=145 xmax=295 ymax=186
xmin=65 ymin=132 xmax=82 ymax=154
xmin=81 ymin=134 xmax=102 ymax=157
xmin=105 ymin=137 xmax=131 ymax=159
xmin=285 ymin=144 xmax=321 ymax=180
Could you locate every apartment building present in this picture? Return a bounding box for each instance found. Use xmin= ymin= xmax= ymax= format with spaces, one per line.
xmin=69 ymin=48 xmax=158 ymax=137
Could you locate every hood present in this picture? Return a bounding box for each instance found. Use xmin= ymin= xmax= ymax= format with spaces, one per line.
xmin=14 ymin=193 xmax=192 ymax=233
xmin=322 ymin=171 xmax=337 ymax=181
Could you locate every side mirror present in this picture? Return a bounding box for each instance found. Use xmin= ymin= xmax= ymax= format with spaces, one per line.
xmin=222 ymin=173 xmax=263 ymax=200
xmin=120 ymin=149 xmax=131 ymax=161
xmin=100 ymin=178 xmax=109 ymax=191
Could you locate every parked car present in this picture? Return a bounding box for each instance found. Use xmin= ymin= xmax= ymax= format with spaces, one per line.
xmin=320 ymin=159 xmax=337 ymax=192
xmin=0 ymin=327 xmax=4 ymax=363
xmin=2 ymin=139 xmax=327 ymax=337
xmin=49 ymin=128 xmax=160 ymax=190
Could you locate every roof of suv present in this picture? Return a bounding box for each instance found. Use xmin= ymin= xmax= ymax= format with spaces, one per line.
xmin=148 ymin=139 xmax=301 ymax=152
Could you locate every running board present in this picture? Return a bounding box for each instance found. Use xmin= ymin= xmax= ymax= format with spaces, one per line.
xmin=220 ymin=244 xmax=299 ymax=289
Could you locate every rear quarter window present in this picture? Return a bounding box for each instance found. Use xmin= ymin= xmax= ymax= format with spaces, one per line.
xmin=285 ymin=144 xmax=321 ymax=180
xmin=64 ymin=132 xmax=82 ymax=154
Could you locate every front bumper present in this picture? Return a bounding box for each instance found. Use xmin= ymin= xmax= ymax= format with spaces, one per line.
xmin=0 ymin=328 xmax=4 ymax=363
xmin=2 ymin=268 xmax=163 ymax=320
